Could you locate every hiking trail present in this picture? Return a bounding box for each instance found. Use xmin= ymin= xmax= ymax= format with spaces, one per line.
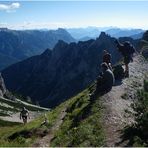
xmin=101 ymin=55 xmax=148 ymax=146
xmin=32 ymin=108 xmax=67 ymax=147
xmin=31 ymin=55 xmax=148 ymax=147
xmin=0 ymin=111 xmax=42 ymax=123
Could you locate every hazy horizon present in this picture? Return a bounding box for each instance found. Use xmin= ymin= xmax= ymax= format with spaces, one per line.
xmin=0 ymin=1 xmax=148 ymax=30
xmin=0 ymin=26 xmax=145 ymax=31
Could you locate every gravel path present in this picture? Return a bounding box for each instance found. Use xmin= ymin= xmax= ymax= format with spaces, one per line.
xmin=101 ymin=55 xmax=148 ymax=146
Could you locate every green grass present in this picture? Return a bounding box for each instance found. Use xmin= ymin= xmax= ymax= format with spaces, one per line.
xmin=51 ymin=86 xmax=105 ymax=147
xmin=0 ymin=84 xmax=105 ymax=147
xmin=0 ymin=119 xmax=21 ymax=127
xmin=0 ymin=97 xmax=69 ymax=147
xmin=121 ymin=78 xmax=148 ymax=147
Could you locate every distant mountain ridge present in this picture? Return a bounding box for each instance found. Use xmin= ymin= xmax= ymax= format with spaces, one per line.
xmin=1 ymin=32 xmax=140 ymax=108
xmin=0 ymin=28 xmax=75 ymax=70
xmin=67 ymin=27 xmax=144 ymax=41
xmin=106 ymin=28 xmax=144 ymax=38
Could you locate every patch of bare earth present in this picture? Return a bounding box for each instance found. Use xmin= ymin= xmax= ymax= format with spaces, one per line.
xmin=101 ymin=55 xmax=148 ymax=146
xmin=32 ymin=108 xmax=67 ymax=147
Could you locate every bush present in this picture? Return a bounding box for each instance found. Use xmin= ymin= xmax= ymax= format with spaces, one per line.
xmin=125 ymin=79 xmax=148 ymax=146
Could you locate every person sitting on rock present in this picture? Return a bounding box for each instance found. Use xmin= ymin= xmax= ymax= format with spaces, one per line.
xmin=20 ymin=107 xmax=30 ymax=124
xmin=96 ymin=62 xmax=115 ymax=93
xmin=115 ymin=40 xmax=135 ymax=77
xmin=90 ymin=63 xmax=115 ymax=99
xmin=103 ymin=50 xmax=112 ymax=71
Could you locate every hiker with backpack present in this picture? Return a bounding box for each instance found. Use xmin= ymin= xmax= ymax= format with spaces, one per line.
xmin=115 ymin=40 xmax=135 ymax=77
xmin=103 ymin=50 xmax=112 ymax=71
xmin=20 ymin=107 xmax=30 ymax=124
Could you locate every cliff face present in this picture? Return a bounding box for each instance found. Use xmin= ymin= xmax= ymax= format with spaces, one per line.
xmin=0 ymin=73 xmax=6 ymax=97
xmin=141 ymin=30 xmax=148 ymax=59
xmin=2 ymin=32 xmax=139 ymax=107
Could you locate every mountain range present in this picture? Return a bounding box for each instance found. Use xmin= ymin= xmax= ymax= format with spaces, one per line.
xmin=0 ymin=28 xmax=75 ymax=70
xmin=67 ymin=27 xmax=144 ymax=40
xmin=1 ymin=32 xmax=140 ymax=108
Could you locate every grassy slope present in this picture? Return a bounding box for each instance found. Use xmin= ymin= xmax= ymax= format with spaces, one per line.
xmin=51 ymin=85 xmax=105 ymax=147
xmin=0 ymin=101 xmax=67 ymax=146
xmin=0 ymin=84 xmax=105 ymax=147
xmin=120 ymin=77 xmax=148 ymax=147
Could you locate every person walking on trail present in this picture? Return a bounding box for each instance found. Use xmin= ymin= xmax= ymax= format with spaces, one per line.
xmin=115 ymin=40 xmax=135 ymax=77
xmin=103 ymin=50 xmax=112 ymax=71
xmin=20 ymin=107 xmax=30 ymax=124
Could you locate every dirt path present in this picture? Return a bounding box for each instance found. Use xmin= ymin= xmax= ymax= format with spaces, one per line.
xmin=0 ymin=111 xmax=42 ymax=123
xmin=32 ymin=108 xmax=67 ymax=147
xmin=101 ymin=55 xmax=148 ymax=146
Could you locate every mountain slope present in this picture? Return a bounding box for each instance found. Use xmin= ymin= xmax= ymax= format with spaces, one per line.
xmin=0 ymin=73 xmax=49 ymax=123
xmin=1 ymin=32 xmax=140 ymax=108
xmin=1 ymin=33 xmax=119 ymax=107
xmin=67 ymin=27 xmax=100 ymax=39
xmin=0 ymin=28 xmax=75 ymax=70
xmin=106 ymin=28 xmax=144 ymax=38
xmin=67 ymin=27 xmax=144 ymax=40
xmin=141 ymin=30 xmax=148 ymax=58
xmin=0 ymin=53 xmax=147 ymax=147
xmin=0 ymin=53 xmax=19 ymax=70
xmin=0 ymin=83 xmax=104 ymax=147
xmin=102 ymin=55 xmax=148 ymax=146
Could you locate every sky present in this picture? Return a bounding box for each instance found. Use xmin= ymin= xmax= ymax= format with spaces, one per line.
xmin=0 ymin=1 xmax=148 ymax=30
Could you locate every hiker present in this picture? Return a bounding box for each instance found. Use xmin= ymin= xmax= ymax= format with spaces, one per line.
xmin=103 ymin=50 xmax=112 ymax=71
xmin=89 ymin=63 xmax=115 ymax=100
xmin=97 ymin=62 xmax=115 ymax=92
xmin=20 ymin=107 xmax=30 ymax=124
xmin=115 ymin=40 xmax=135 ymax=77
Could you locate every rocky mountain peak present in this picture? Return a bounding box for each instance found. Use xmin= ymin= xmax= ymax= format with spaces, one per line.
xmin=143 ymin=30 xmax=148 ymax=41
xmin=1 ymin=33 xmax=139 ymax=107
xmin=98 ymin=32 xmax=110 ymax=40
xmin=53 ymin=40 xmax=69 ymax=53
xmin=41 ymin=48 xmax=52 ymax=57
xmin=57 ymin=28 xmax=68 ymax=33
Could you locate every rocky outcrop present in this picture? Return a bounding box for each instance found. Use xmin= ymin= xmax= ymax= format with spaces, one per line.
xmin=0 ymin=73 xmax=7 ymax=96
xmin=143 ymin=30 xmax=148 ymax=41
xmin=141 ymin=30 xmax=148 ymax=59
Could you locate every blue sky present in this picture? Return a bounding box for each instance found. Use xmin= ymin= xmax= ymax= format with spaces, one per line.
xmin=0 ymin=1 xmax=148 ymax=29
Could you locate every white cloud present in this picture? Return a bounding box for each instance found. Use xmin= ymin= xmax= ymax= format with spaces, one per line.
xmin=0 ymin=2 xmax=20 ymax=12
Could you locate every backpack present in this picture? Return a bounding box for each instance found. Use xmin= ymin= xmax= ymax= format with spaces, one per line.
xmin=21 ymin=109 xmax=28 ymax=116
xmin=113 ymin=64 xmax=124 ymax=80
xmin=124 ymin=42 xmax=135 ymax=55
